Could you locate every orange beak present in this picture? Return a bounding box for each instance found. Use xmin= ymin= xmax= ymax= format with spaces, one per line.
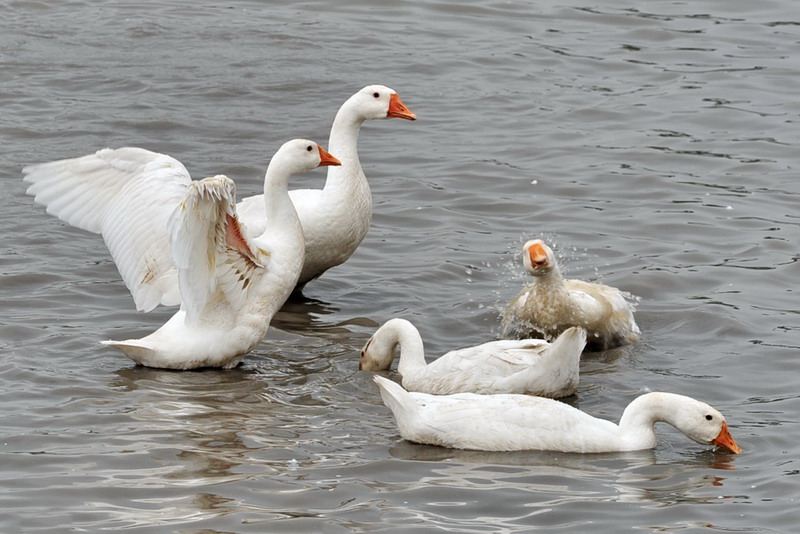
xmin=528 ymin=242 xmax=548 ymax=267
xmin=317 ymin=145 xmax=341 ymax=167
xmin=712 ymin=421 xmax=742 ymax=454
xmin=387 ymin=93 xmax=416 ymax=120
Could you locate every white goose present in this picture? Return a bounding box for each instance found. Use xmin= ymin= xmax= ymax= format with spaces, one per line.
xmin=360 ymin=319 xmax=587 ymax=397
xmin=374 ymin=376 xmax=743 ymax=454
xmin=502 ymin=239 xmax=640 ymax=350
xmin=25 ymin=139 xmax=340 ymax=369
xmin=237 ymin=85 xmax=416 ymax=288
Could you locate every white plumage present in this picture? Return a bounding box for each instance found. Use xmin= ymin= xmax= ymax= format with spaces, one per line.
xmin=24 ymin=148 xmax=190 ymax=311
xmin=237 ymin=84 xmax=416 ymax=287
xmin=374 ymin=376 xmax=742 ymax=454
xmin=25 ymin=139 xmax=340 ymax=369
xmin=360 ymin=319 xmax=587 ymax=397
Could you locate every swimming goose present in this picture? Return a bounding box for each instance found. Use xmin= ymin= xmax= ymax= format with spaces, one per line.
xmin=501 ymin=239 xmax=640 ymax=350
xmin=28 ymin=140 xmax=340 ymax=369
xmin=237 ymin=85 xmax=416 ymax=288
xmin=360 ymin=319 xmax=586 ymax=397
xmin=374 ymin=376 xmax=742 ymax=454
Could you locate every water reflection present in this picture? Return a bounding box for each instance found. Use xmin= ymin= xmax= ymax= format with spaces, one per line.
xmin=390 ymin=439 xmax=657 ymax=466
xmin=388 ymin=440 xmax=737 ymax=507
xmin=271 ymin=292 xmax=378 ymax=341
xmin=108 ymin=366 xmax=312 ymax=481
xmin=273 ymin=293 xmax=340 ymax=331
xmin=110 ymin=365 xmax=257 ymax=393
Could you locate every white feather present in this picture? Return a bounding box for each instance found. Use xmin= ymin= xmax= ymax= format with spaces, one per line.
xmin=23 ymin=147 xmax=191 ymax=311
xmin=373 ymin=377 xmax=740 ymax=454
xmin=168 ymin=176 xmax=263 ymax=324
xmin=361 ymin=319 xmax=586 ymax=397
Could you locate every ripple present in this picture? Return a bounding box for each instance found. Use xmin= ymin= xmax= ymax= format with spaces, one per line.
xmin=2 ymin=0 xmax=799 ymax=532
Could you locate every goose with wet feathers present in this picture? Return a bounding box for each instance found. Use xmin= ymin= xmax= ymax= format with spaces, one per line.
xmin=502 ymin=239 xmax=640 ymax=350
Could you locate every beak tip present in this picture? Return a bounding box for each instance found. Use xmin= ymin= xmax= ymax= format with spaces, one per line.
xmin=712 ymin=422 xmax=742 ymax=454
xmin=387 ymin=93 xmax=416 ymax=121
xmin=317 ymin=146 xmax=341 ymax=167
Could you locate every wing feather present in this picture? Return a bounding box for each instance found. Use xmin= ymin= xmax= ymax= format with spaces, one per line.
xmin=169 ymin=175 xmax=264 ymax=324
xmin=23 ymin=147 xmax=192 ymax=311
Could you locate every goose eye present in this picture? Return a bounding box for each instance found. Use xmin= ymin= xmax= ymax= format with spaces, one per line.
xmin=306 ymin=145 xmax=313 ymax=152
xmin=373 ymin=92 xmax=380 ymax=98
xmin=705 ymin=414 xmax=713 ymax=421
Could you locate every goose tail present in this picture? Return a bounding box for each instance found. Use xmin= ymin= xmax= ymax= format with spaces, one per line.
xmin=509 ymin=327 xmax=586 ymax=397
xmin=373 ymin=375 xmax=416 ymax=424
xmin=101 ymin=339 xmax=156 ymax=366
xmin=545 ymin=327 xmax=587 ymax=364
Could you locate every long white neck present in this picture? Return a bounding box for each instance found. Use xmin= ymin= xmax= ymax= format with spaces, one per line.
xmin=617 ymin=393 xmax=687 ymax=450
xmin=382 ymin=319 xmax=427 ymax=376
xmin=260 ymin=159 xmax=301 ymax=240
xmin=323 ymin=98 xmax=366 ymax=194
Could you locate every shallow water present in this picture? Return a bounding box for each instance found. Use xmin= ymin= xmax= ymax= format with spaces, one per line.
xmin=2 ymin=0 xmax=799 ymax=531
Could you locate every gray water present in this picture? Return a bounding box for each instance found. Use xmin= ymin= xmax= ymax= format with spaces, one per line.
xmin=2 ymin=0 xmax=799 ymax=532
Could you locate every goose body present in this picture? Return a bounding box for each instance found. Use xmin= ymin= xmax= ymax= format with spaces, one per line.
xmin=374 ymin=376 xmax=742 ymax=454
xmin=361 ymin=319 xmax=587 ymax=397
xmin=502 ymin=239 xmax=640 ymax=350
xmin=237 ymin=85 xmax=415 ymax=287
xmin=25 ymin=140 xmax=340 ymax=369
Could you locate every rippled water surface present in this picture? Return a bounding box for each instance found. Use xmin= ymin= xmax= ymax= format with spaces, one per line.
xmin=2 ymin=0 xmax=799 ymax=532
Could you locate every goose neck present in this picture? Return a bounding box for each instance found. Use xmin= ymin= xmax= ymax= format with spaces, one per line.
xmin=385 ymin=319 xmax=427 ymax=376
xmin=324 ymin=104 xmax=365 ymax=190
xmin=617 ymin=393 xmax=678 ymax=448
xmin=532 ymin=267 xmax=568 ymax=299
xmin=330 ymin=103 xmax=365 ymax=148
xmin=260 ymin=165 xmax=296 ymax=235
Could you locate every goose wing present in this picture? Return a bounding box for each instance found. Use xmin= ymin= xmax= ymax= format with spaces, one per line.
xmin=432 ymin=339 xmax=550 ymax=375
xmin=168 ymin=175 xmax=264 ymax=324
xmin=23 ymin=147 xmax=191 ymax=311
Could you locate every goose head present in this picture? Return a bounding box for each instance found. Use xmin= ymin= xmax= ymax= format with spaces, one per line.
xmin=670 ymin=398 xmax=742 ymax=454
xmin=358 ymin=332 xmax=396 ymax=372
xmin=358 ymin=319 xmax=411 ymax=371
xmin=270 ymin=139 xmax=341 ymax=176
xmin=349 ymin=85 xmax=416 ymax=121
xmin=621 ymin=393 xmax=742 ymax=454
xmin=522 ymin=239 xmax=557 ymax=276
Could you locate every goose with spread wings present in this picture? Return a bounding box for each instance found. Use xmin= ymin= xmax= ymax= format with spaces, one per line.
xmin=24 ymin=139 xmax=340 ymax=369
